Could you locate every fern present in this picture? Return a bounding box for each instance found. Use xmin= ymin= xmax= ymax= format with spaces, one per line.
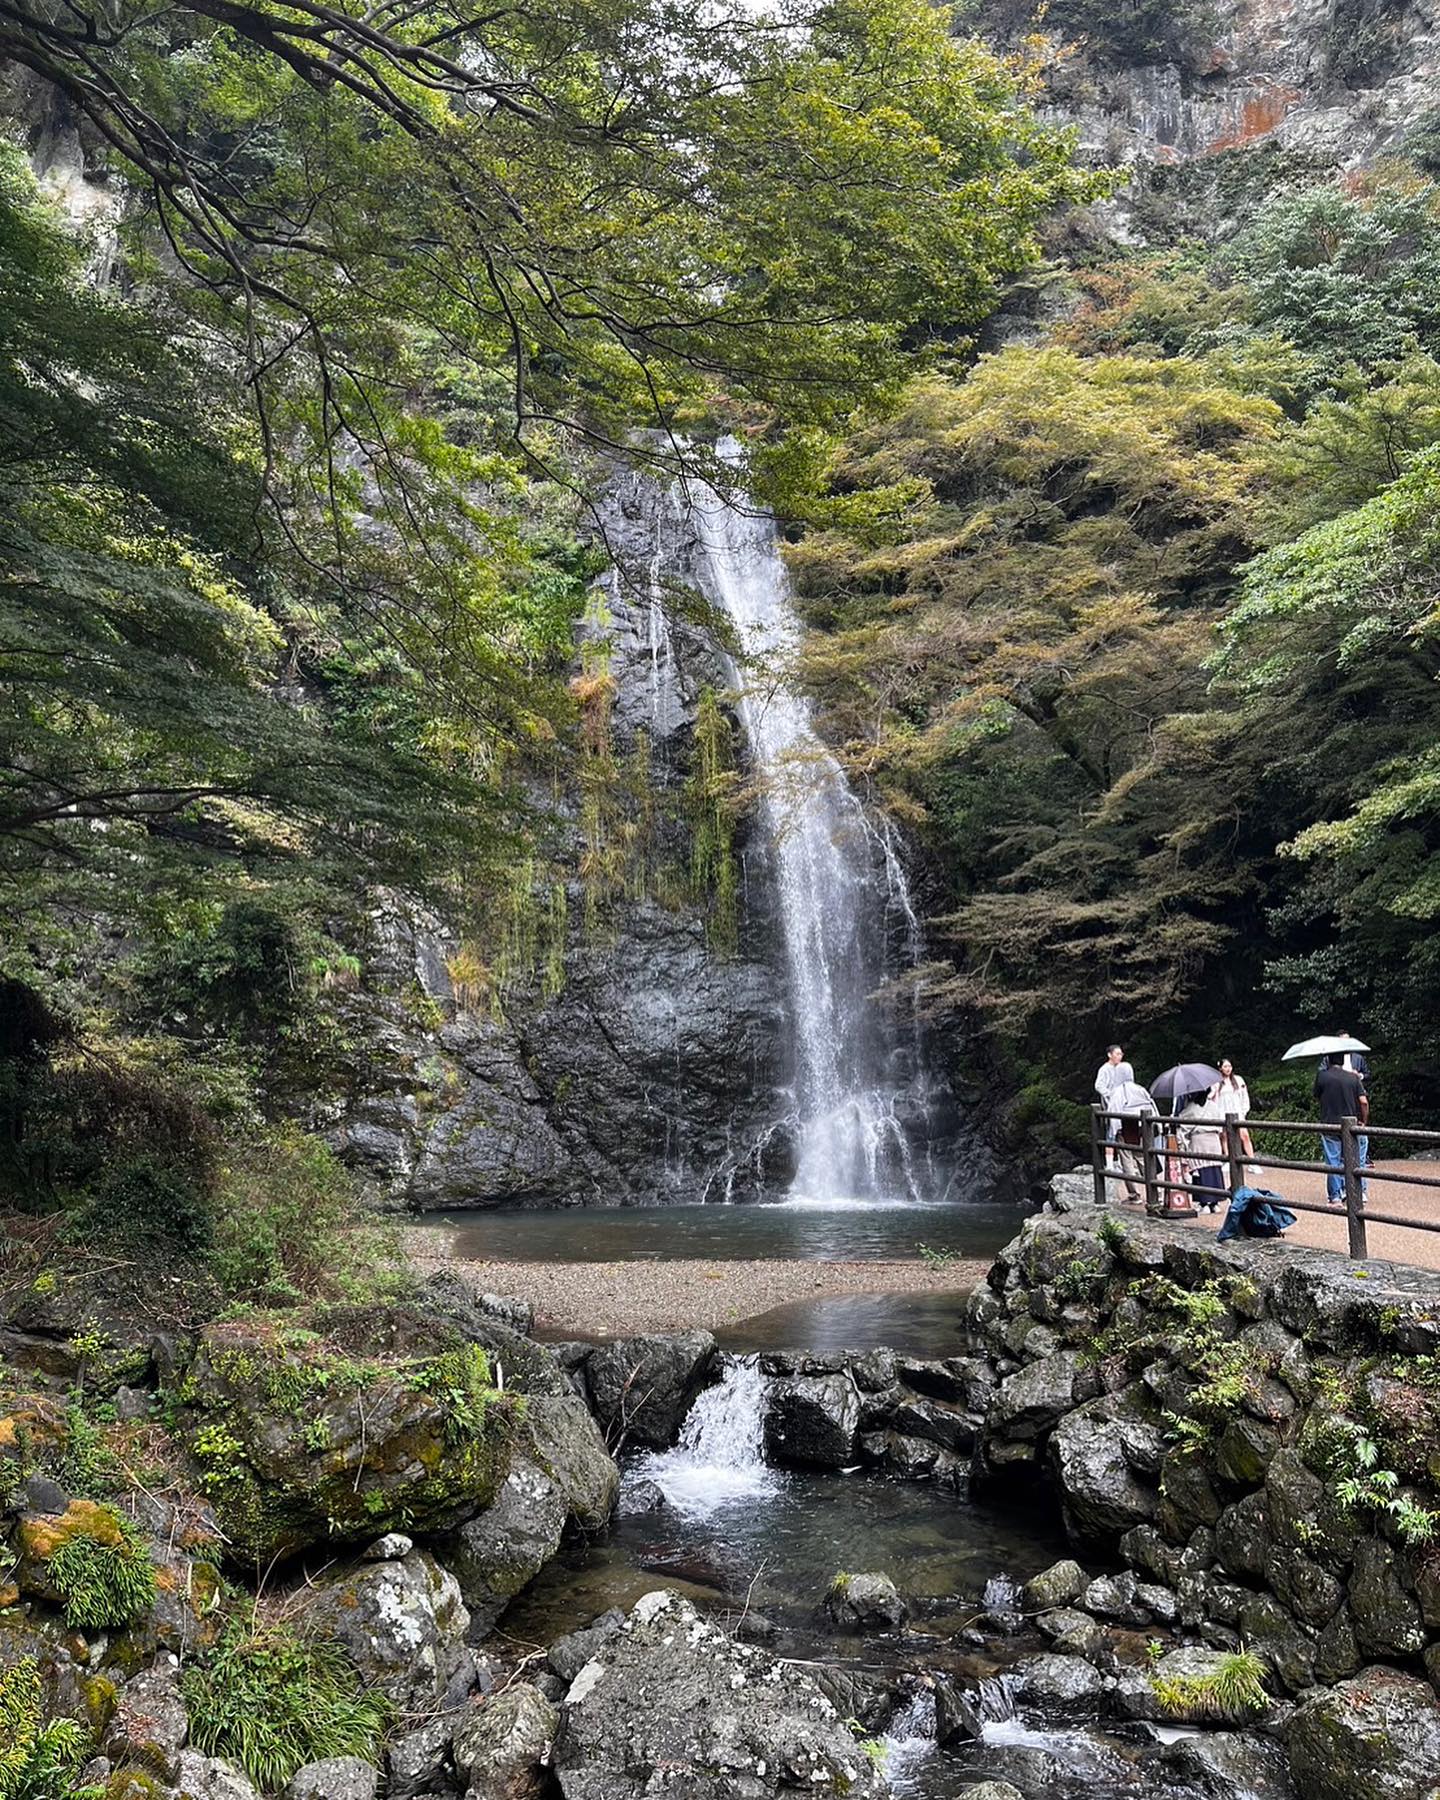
xmin=0 ymin=1660 xmax=93 ymax=1800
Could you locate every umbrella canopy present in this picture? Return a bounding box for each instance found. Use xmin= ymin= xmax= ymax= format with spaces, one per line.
xmin=1281 ymin=1034 xmax=1371 ymax=1061
xmin=1150 ymin=1063 xmax=1224 ymax=1103
xmin=1109 ymin=1080 xmax=1157 ymax=1116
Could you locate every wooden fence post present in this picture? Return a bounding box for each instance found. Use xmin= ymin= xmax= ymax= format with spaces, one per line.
xmin=1224 ymin=1112 xmax=1245 ymax=1206
xmin=1341 ymin=1116 xmax=1368 ymax=1259
xmin=1091 ymin=1104 xmax=1107 ymax=1207
xmin=1142 ymin=1117 xmax=1161 ymax=1218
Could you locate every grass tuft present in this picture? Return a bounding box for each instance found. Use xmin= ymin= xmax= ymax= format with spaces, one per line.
xmin=181 ymin=1623 xmax=390 ymax=1790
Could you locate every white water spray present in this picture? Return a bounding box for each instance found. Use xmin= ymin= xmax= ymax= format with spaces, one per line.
xmin=880 ymin=1690 xmax=939 ymax=1796
xmin=689 ymin=466 xmax=934 ymax=1204
xmin=628 ymin=1356 xmax=777 ymax=1519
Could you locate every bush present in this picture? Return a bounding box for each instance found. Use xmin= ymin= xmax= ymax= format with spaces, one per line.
xmin=209 ymin=1127 xmax=402 ymax=1303
xmin=182 ymin=1625 xmax=390 ymax=1789
xmin=0 ymin=1019 xmax=219 ymax=1239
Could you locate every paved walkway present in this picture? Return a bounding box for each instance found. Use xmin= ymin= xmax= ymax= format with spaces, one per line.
xmin=1111 ymin=1157 xmax=1440 ymax=1270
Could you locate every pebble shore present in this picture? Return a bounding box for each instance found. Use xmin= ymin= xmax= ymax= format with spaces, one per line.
xmin=404 ymin=1233 xmax=984 ymax=1337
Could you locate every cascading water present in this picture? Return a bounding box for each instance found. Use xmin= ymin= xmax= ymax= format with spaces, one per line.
xmin=880 ymin=1690 xmax=939 ymax=1796
xmin=627 ymin=1355 xmax=777 ymax=1519
xmin=689 ymin=465 xmax=939 ymax=1204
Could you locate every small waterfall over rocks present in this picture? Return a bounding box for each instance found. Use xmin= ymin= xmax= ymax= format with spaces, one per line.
xmin=880 ymin=1689 xmax=939 ymax=1796
xmin=627 ymin=1355 xmax=777 ymax=1519
xmin=689 ymin=463 xmax=945 ymax=1204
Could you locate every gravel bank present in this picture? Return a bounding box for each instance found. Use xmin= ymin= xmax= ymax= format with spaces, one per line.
xmin=405 ymin=1233 xmax=983 ymax=1337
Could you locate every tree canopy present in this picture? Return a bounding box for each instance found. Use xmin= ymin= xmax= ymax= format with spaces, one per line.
xmin=790 ymin=156 xmax=1440 ymax=1144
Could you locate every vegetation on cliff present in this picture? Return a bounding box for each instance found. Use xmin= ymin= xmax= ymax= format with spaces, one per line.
xmin=789 ymin=155 xmax=1440 ymax=1154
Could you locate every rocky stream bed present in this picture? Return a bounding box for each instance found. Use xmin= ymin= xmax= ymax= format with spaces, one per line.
xmin=7 ymin=1188 xmax=1440 ymax=1799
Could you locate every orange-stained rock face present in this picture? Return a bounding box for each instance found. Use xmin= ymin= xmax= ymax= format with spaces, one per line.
xmin=1203 ymin=83 xmax=1306 ymax=154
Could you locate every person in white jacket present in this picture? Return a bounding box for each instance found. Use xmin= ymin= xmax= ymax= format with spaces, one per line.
xmin=1095 ymin=1045 xmax=1126 ymax=1147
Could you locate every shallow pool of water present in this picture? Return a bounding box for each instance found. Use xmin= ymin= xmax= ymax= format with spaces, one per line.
xmin=412 ymin=1199 xmax=1028 ymax=1264
xmin=714 ymin=1291 xmax=973 ymax=1357
xmin=500 ymin=1464 xmax=1063 ymax=1657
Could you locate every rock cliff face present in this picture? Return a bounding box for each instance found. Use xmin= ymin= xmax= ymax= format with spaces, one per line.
xmin=982 ymin=0 xmax=1440 ymax=241
xmin=323 ymin=469 xmax=807 ymax=1208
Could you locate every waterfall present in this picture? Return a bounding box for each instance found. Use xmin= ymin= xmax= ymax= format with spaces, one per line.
xmin=642 ymin=485 xmax=686 ymax=746
xmin=689 ymin=469 xmax=934 ymax=1205
xmin=627 ymin=1355 xmax=778 ymax=1519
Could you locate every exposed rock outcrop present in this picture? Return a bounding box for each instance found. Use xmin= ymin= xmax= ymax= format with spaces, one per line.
xmin=551 ymin=1589 xmax=888 ymax=1800
xmin=581 ymin=1330 xmax=718 ymax=1451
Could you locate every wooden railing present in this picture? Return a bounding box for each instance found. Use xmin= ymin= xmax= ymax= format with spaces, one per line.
xmin=1090 ymin=1105 xmax=1440 ymax=1260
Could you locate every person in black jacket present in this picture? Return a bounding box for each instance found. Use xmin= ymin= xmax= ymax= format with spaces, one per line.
xmin=1315 ymin=1054 xmax=1369 ymax=1207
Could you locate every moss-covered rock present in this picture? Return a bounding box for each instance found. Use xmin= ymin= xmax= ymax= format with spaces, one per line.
xmin=13 ymin=1499 xmax=158 ymax=1629
xmin=173 ymin=1318 xmax=526 ymax=1565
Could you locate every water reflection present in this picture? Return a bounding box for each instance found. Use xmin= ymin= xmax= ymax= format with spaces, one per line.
xmin=412 ymin=1199 xmax=1029 ymax=1265
xmin=716 ymin=1291 xmax=972 ymax=1357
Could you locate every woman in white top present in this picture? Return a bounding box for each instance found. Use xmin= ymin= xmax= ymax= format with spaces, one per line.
xmin=1209 ymin=1059 xmax=1254 ymax=1161
xmin=1178 ymin=1091 xmax=1228 ymax=1212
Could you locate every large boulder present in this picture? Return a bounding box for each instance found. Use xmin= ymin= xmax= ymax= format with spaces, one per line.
xmin=522 ymin=1393 xmax=620 ymax=1529
xmin=172 ymin=1752 xmax=264 ymax=1800
xmin=1021 ymin=1560 xmax=1088 ymax=1613
xmin=386 ymin=1721 xmax=455 ymax=1799
xmin=552 ymin=1590 xmax=887 ymax=1799
xmin=453 ymin=1684 xmax=558 ymax=1800
xmin=1286 ymin=1667 xmax=1440 ymax=1800
xmin=103 ymin=1662 xmax=189 ymax=1782
xmin=437 ymin=1394 xmax=619 ymax=1634
xmin=762 ymin=1374 xmax=860 ymax=1469
xmin=1348 ymin=1537 xmax=1426 ymax=1658
xmin=282 ymin=1758 xmax=378 ymax=1800
xmin=174 ymin=1319 xmax=525 ymax=1565
xmin=438 ymin=1457 xmax=568 ymax=1635
xmin=1160 ymin=1733 xmax=1297 ymax=1800
xmin=1049 ymin=1406 xmax=1157 ymax=1545
xmin=988 ymin=1352 xmax=1080 ymax=1440
xmin=290 ymin=1548 xmax=472 ymax=1709
xmin=1014 ymin=1653 xmax=1107 ymax=1707
xmin=584 ymin=1332 xmax=717 ymax=1450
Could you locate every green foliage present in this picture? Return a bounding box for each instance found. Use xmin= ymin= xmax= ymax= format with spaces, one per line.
xmin=789 ymin=347 xmax=1277 ymax=1056
xmin=0 ymin=1659 xmax=93 ymax=1800
xmin=1222 ymin=176 xmax=1440 ymax=385
xmin=208 ymin=1127 xmax=402 ymax=1305
xmin=686 ymin=688 xmax=743 ymax=953
xmin=1325 ymin=0 xmax=1409 ymax=85
xmin=47 ymin=1510 xmax=157 ymax=1630
xmin=0 ymin=147 xmax=532 ymax=992
xmin=407 ymin=1345 xmax=496 ymax=1446
xmin=53 ymin=1406 xmax=124 ymax=1502
xmin=915 ymin=1243 xmax=959 ymax=1270
xmin=787 ymin=146 xmax=1440 ymax=1150
xmin=986 ymin=0 xmax=1220 ymax=67
xmin=1151 ymin=1649 xmax=1268 ymax=1721
xmin=1054 ymin=1256 xmax=1104 ymax=1301
xmin=182 ymin=1624 xmax=389 ymax=1790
